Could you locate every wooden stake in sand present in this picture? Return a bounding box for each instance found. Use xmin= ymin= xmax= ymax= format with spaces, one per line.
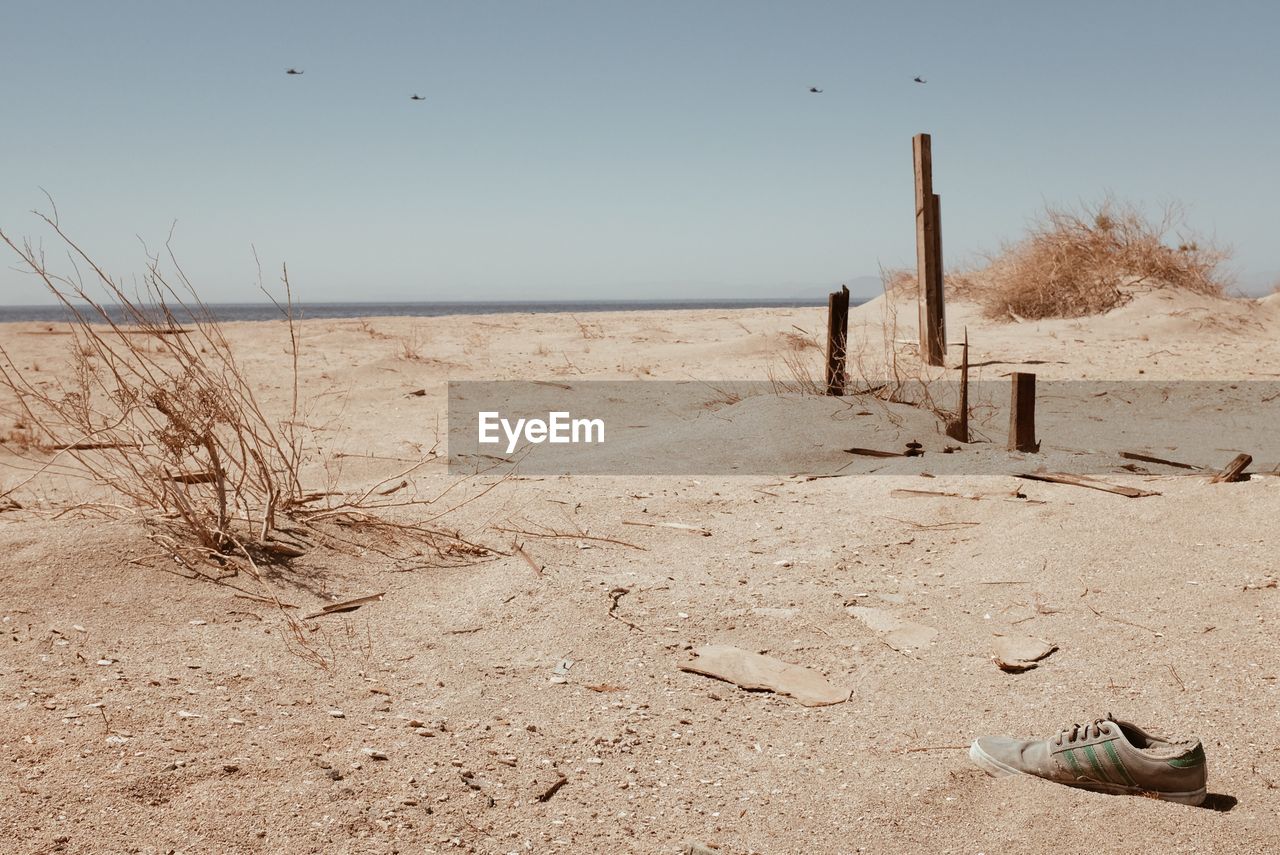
xmin=913 ymin=133 xmax=945 ymax=366
xmin=825 ymin=284 xmax=850 ymax=395
xmin=1008 ymin=372 xmax=1039 ymax=453
xmin=945 ymin=329 xmax=969 ymax=443
xmin=1210 ymin=453 xmax=1252 ymax=483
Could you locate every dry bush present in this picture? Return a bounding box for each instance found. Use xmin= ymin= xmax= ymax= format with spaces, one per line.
xmin=397 ymin=326 xmax=427 ymax=361
xmin=881 ymin=268 xmax=916 ymax=297
xmin=766 ymin=272 xmax=982 ymax=437
xmin=0 ymin=210 xmax=489 ymax=579
xmin=966 ymin=198 xmax=1229 ymax=320
xmin=768 ymin=328 xmax=824 ymax=396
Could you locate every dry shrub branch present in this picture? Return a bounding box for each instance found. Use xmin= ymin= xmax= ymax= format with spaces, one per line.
xmin=0 ymin=210 xmax=489 ymax=579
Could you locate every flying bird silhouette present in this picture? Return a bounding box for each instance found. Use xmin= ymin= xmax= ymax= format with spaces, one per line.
xmin=808 ymin=86 xmax=823 ymax=94
xmin=913 ymin=76 xmax=927 ymax=84
xmin=286 ymin=68 xmax=304 ymax=75
xmin=410 ymin=94 xmax=426 ymax=101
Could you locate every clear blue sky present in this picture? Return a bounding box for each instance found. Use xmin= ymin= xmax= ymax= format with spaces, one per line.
xmin=2 ymin=0 xmax=1277 ymax=304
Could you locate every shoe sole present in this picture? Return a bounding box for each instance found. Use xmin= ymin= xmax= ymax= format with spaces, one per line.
xmin=969 ymin=740 xmax=1206 ymax=806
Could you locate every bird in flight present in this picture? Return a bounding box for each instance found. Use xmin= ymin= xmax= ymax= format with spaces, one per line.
xmin=809 ymin=86 xmax=823 ymax=94
xmin=286 ymin=68 xmax=304 ymax=75
xmin=913 ymin=76 xmax=927 ymax=84
xmin=410 ymin=94 xmax=426 ymax=101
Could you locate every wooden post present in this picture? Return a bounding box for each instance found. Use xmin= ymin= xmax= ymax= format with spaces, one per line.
xmin=932 ymin=192 xmax=944 ymax=348
xmin=1008 ymin=372 xmax=1038 ymax=452
xmin=825 ymin=284 xmax=850 ymax=395
xmin=913 ymin=133 xmax=945 ymax=366
xmin=945 ymin=329 xmax=969 ymax=442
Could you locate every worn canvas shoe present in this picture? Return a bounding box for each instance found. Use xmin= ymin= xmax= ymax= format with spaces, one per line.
xmin=969 ymin=715 xmax=1207 ymax=805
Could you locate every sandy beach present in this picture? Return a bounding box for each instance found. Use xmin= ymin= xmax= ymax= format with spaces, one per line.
xmin=2 ymin=289 xmax=1278 ymax=853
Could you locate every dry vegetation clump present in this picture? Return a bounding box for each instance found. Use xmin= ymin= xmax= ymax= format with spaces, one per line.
xmin=964 ymin=198 xmax=1229 ymax=320
xmin=766 ymin=273 xmax=979 ymax=435
xmin=881 ymin=268 xmax=916 ymax=297
xmin=0 ymin=210 xmax=488 ymax=581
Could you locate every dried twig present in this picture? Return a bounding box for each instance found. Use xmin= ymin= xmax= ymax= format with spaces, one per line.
xmin=607 ymin=587 xmax=642 ymax=632
xmin=1085 ymin=603 xmax=1161 ymax=636
xmin=491 ymin=524 xmax=646 ymax=550
xmin=513 ymin=542 xmax=543 ymax=576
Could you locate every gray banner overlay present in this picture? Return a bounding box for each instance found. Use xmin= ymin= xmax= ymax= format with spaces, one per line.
xmin=447 ymin=381 xmax=1280 ymax=476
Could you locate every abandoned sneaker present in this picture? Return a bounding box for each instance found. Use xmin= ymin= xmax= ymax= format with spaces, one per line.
xmin=969 ymin=714 xmax=1207 ymax=805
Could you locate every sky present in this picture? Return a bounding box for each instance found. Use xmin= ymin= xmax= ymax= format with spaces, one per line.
xmin=2 ymin=0 xmax=1278 ymax=304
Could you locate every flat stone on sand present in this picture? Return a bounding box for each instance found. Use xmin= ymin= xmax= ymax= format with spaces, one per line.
xmin=847 ymin=606 xmax=938 ymax=653
xmin=992 ymin=634 xmax=1058 ymax=672
xmin=679 ymin=644 xmax=850 ymax=707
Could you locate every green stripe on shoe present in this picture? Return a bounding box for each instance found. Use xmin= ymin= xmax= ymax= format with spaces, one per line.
xmin=1083 ymin=744 xmax=1114 ymax=784
xmin=1063 ymin=747 xmax=1086 ymax=778
xmin=1102 ymin=740 xmax=1136 ymax=786
xmin=1169 ymin=744 xmax=1206 ymax=768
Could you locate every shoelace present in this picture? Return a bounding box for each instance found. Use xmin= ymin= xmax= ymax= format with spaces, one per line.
xmin=1053 ymin=718 xmax=1111 ymax=747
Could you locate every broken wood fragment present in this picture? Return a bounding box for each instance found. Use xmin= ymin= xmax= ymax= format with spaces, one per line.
xmin=1015 ymin=472 xmax=1159 ymax=498
xmin=1119 ymin=451 xmax=1203 ymax=471
xmin=513 ymin=542 xmax=544 ymax=576
xmin=844 ymin=447 xmax=905 ymax=458
xmin=532 ymin=769 xmax=567 ymax=802
xmin=167 ymin=470 xmax=218 ymax=484
xmin=302 ymin=592 xmax=386 ymax=620
xmin=1210 ymin=453 xmax=1252 ymax=484
xmin=607 ymin=587 xmax=642 ymax=632
xmin=621 ymin=520 xmax=712 ymax=536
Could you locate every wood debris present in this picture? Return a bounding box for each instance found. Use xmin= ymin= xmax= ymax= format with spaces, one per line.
xmin=167 ymin=470 xmax=217 ymax=484
xmin=890 ymin=488 xmax=981 ymax=500
xmin=1210 ymin=453 xmax=1252 ymax=483
xmin=513 ymin=542 xmax=544 ymax=576
xmin=302 ymin=592 xmax=386 ymax=620
xmin=607 ymin=587 xmax=642 ymax=632
xmin=844 ymin=447 xmax=905 ymax=458
xmin=532 ymin=768 xmax=567 ymax=802
xmin=1016 ymin=472 xmax=1159 ymax=498
xmin=622 ymin=520 xmax=712 ymax=536
xmin=1119 ymin=450 xmax=1203 ymax=471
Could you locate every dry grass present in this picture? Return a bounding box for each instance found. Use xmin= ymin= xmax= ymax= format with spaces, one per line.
xmin=397 ymin=326 xmax=428 ymax=361
xmin=881 ymin=268 xmax=916 ymax=297
xmin=766 ymin=274 xmax=980 ymax=437
xmin=962 ymin=198 xmax=1229 ymax=320
xmin=0 ymin=209 xmax=490 ymax=583
xmin=768 ymin=328 xmax=824 ymax=396
xmin=0 ymin=215 xmax=306 ymax=559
